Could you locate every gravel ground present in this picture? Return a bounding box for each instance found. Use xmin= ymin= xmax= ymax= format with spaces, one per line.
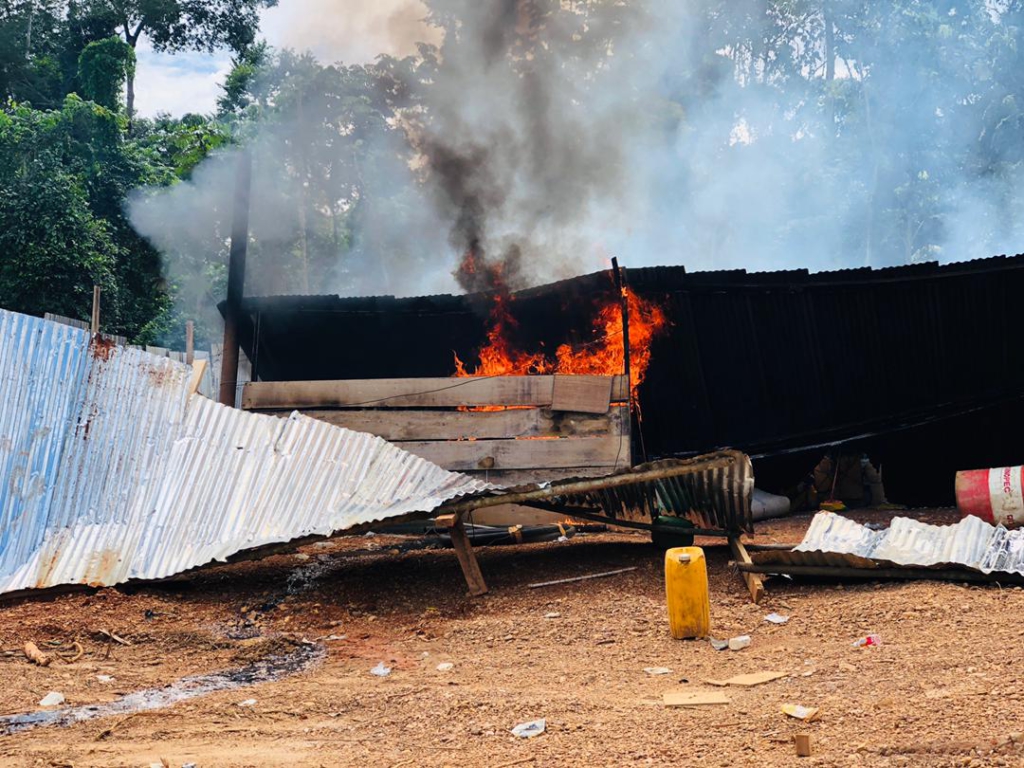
xmin=1 ymin=508 xmax=1022 ymax=767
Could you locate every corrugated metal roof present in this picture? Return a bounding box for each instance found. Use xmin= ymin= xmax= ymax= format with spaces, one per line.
xmin=0 ymin=309 xmax=492 ymax=594
xmin=763 ymin=511 xmax=1024 ymax=576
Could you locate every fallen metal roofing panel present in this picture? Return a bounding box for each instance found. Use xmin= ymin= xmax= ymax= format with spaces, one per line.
xmin=436 ymin=450 xmax=754 ymax=534
xmin=752 ymin=511 xmax=1024 ymax=577
xmin=0 ymin=309 xmax=492 ymax=594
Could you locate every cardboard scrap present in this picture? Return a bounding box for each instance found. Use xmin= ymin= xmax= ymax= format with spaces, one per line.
xmin=706 ymin=671 xmax=787 ymax=687
xmin=663 ymin=689 xmax=730 ymax=707
xmin=781 ymin=703 xmax=820 ymax=721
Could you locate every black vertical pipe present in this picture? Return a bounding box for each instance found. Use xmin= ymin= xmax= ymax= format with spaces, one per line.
xmin=610 ymin=257 xmax=631 ymax=393
xmin=611 ymin=257 xmax=636 ymax=464
xmin=219 ymin=148 xmax=252 ymax=407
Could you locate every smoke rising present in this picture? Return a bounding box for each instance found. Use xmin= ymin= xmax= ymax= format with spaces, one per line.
xmin=129 ymin=0 xmax=1024 ymax=330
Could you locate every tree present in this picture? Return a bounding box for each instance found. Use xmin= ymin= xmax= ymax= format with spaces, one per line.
xmin=83 ymin=0 xmax=278 ymax=119
xmin=77 ymin=34 xmax=133 ymax=109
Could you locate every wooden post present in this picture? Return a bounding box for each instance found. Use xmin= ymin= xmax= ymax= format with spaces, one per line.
xmin=436 ymin=513 xmax=488 ymax=596
xmin=185 ymin=320 xmax=195 ymax=365
xmin=90 ymin=285 xmax=101 ymax=336
xmin=219 ymin=148 xmax=252 ymax=407
xmin=730 ymin=537 xmax=765 ymax=604
xmin=611 ymin=257 xmax=638 ymax=462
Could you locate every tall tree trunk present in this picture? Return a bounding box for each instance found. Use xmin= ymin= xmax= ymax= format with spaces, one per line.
xmin=24 ymin=2 xmax=33 ymax=58
xmin=124 ymin=26 xmax=141 ymax=129
xmin=823 ymin=1 xmax=836 ymax=129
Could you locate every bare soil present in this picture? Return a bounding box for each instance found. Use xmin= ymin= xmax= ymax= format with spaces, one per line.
xmin=2 ymin=508 xmax=1023 ymax=768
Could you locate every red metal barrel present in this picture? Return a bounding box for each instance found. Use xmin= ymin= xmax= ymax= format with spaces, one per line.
xmin=955 ymin=465 xmax=1024 ymax=527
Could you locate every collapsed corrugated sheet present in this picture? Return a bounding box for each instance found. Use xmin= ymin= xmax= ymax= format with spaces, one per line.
xmin=781 ymin=512 xmax=1024 ymax=576
xmin=437 ymin=450 xmax=754 ymax=534
xmin=0 ymin=309 xmax=491 ymax=594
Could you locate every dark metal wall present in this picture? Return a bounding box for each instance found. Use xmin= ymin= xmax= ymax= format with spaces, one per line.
xmin=235 ymin=254 xmax=1024 ymax=505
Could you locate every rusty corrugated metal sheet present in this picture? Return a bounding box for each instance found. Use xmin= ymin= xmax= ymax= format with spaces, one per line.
xmin=549 ymin=451 xmax=753 ymax=533
xmin=752 ymin=511 xmax=1024 ymax=576
xmin=0 ymin=309 xmax=492 ymax=594
xmin=440 ymin=449 xmax=754 ymax=534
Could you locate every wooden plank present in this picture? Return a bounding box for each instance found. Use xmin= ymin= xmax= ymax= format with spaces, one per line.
xmin=550 ymin=375 xmax=613 ymax=414
xmin=396 ymin=434 xmax=627 ymax=471
xmin=706 ymin=671 xmax=787 ymax=687
xmin=296 ymin=406 xmax=627 ymax=442
xmin=459 ymin=467 xmax=613 ymax=488
xmin=242 ymin=375 xmax=628 ymax=410
xmin=663 ymin=690 xmax=730 ymax=707
xmin=188 ymin=359 xmax=208 ymax=396
xmin=450 ymin=516 xmax=488 ymax=596
xmin=730 ymin=537 xmax=765 ymax=605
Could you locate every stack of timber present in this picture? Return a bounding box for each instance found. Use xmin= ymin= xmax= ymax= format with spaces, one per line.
xmin=241 ymin=375 xmax=631 ymax=495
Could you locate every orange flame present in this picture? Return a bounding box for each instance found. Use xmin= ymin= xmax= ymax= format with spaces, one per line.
xmin=453 ymin=286 xmax=668 ymax=402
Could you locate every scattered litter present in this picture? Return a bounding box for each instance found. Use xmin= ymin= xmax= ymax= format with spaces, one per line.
xmin=38 ymin=692 xmax=65 ymax=707
xmin=370 ymin=662 xmax=391 ymax=677
xmin=782 ymin=703 xmax=820 ymax=721
xmin=96 ymin=675 xmax=114 ymax=683
xmin=709 ymin=637 xmax=729 ymax=651
xmin=527 ymin=567 xmax=638 ymax=589
xmin=728 ymin=635 xmax=751 ymax=651
xmin=98 ymin=629 xmax=131 ymax=646
xmin=57 ymin=641 xmax=83 ymax=663
xmin=557 ymin=535 xmax=569 ymax=542
xmin=663 ymin=689 xmax=730 ymax=707
xmin=511 ymin=719 xmax=546 ymax=738
xmin=544 ymin=612 xmax=561 ymax=619
xmin=852 ymin=634 xmax=882 ymax=648
xmin=364 ymin=531 xmax=377 ymax=538
xmin=23 ymin=641 xmax=51 ymax=667
xmin=182 ymin=763 xmax=198 ymax=768
xmin=795 ymin=733 xmax=812 ymax=757
xmin=436 ymin=662 xmax=454 ymax=672
xmin=326 ymin=634 xmax=346 ymax=641
xmin=706 ymin=671 xmax=786 ymax=687
xmin=643 ymin=667 xmax=672 ymax=676
xmin=237 ymin=698 xmax=257 ymax=707
xmin=765 ymin=613 xmax=790 ymax=624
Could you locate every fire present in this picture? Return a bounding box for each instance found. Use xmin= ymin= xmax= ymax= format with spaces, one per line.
xmin=453 ymin=285 xmax=668 ymax=401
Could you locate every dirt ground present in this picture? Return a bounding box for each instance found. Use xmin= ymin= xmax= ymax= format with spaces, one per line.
xmin=2 ymin=508 xmax=1023 ymax=768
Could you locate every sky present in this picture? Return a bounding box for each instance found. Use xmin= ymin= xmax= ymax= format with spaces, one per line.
xmin=133 ymin=0 xmax=437 ymax=117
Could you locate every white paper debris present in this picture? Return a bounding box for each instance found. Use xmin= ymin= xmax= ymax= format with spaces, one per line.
xmin=643 ymin=667 xmax=672 ymax=675
xmin=370 ymin=662 xmax=392 ymax=677
xmin=728 ymin=635 xmax=751 ymax=651
xmin=436 ymin=662 xmax=454 ymax=672
xmin=765 ymin=613 xmax=790 ymax=624
xmin=511 ymin=719 xmax=546 ymax=738
xmin=38 ymin=692 xmax=65 ymax=707
xmin=237 ymin=698 xmax=257 ymax=707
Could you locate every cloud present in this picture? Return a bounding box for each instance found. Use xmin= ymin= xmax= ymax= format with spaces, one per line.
xmin=260 ymin=0 xmax=439 ymax=64
xmin=133 ymin=42 xmax=233 ymax=117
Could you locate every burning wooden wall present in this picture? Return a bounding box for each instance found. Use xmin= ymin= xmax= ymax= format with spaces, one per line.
xmin=243 ymin=374 xmax=631 ymax=487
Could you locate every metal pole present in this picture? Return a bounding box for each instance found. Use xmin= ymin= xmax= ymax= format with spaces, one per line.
xmin=185 ymin=320 xmax=194 ymax=365
xmin=90 ymin=285 xmax=101 ymax=336
xmin=610 ymin=257 xmax=631 ymax=391
xmin=219 ymin=148 xmax=252 ymax=407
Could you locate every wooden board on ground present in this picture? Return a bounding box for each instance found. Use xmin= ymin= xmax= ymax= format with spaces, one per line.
xmin=663 ymin=689 xmax=730 ymax=707
xmin=295 ymin=405 xmax=627 ymax=442
xmin=550 ymin=375 xmax=614 ymax=414
xmin=730 ymin=537 xmax=765 ymax=604
xmin=242 ymin=375 xmax=628 ymax=410
xmin=706 ymin=671 xmax=787 ymax=687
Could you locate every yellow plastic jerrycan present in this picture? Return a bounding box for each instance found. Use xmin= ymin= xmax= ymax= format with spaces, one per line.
xmin=665 ymin=546 xmax=711 ymax=639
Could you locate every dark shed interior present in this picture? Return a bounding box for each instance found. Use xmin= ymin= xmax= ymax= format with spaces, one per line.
xmin=231 ymin=254 xmax=1024 ymax=506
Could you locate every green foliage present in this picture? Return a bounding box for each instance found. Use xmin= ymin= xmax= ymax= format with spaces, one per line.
xmin=77 ymin=35 xmax=134 ymax=109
